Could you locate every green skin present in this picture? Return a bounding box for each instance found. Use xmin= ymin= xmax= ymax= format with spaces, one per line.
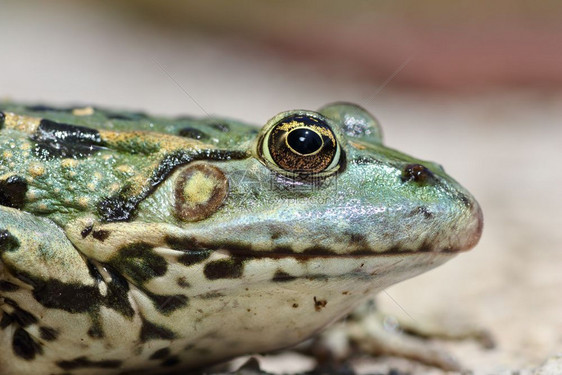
xmin=0 ymin=102 xmax=482 ymax=374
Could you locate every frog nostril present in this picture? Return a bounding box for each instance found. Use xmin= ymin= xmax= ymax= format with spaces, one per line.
xmin=401 ymin=164 xmax=436 ymax=185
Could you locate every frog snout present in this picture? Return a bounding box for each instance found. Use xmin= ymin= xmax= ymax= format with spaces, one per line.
xmin=458 ymin=198 xmax=483 ymax=252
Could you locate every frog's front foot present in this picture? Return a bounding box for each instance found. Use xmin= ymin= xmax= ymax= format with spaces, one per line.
xmin=303 ymin=300 xmax=494 ymax=372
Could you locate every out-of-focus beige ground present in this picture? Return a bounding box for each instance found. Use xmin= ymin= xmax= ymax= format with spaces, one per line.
xmin=1 ymin=1 xmax=561 ymax=374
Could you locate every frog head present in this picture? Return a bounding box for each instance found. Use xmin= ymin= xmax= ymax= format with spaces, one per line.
xmin=127 ymin=103 xmax=482 ymax=258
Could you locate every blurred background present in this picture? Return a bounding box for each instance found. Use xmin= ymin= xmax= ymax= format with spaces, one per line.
xmin=1 ymin=1 xmax=561 ymax=374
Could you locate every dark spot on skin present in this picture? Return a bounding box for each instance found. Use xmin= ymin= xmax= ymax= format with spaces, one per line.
xmin=87 ymin=321 xmax=104 ymax=339
xmin=104 ymin=266 xmax=135 ymax=318
xmin=209 ymin=122 xmax=230 ymax=132
xmin=292 ymin=303 xmax=299 ymax=308
xmin=177 ymin=251 xmax=212 ymax=267
xmin=6 ymin=265 xmax=133 ymax=324
xmin=149 ymin=348 xmax=170 ymax=360
xmin=270 ymin=231 xmax=282 ymax=240
xmin=110 ymin=242 xmax=167 ymax=285
xmin=31 ymin=278 xmax=99 ymax=313
xmin=39 ymin=326 xmax=59 ymax=341
xmin=204 ymin=259 xmax=244 ymax=280
xmin=92 ymin=229 xmax=110 ymax=242
xmin=161 ymin=356 xmax=180 ymax=367
xmin=401 ymin=164 xmax=436 ymax=185
xmin=176 ymin=277 xmax=190 ymax=288
xmin=140 ymin=318 xmax=176 ymax=342
xmin=105 ymin=111 xmax=148 ymax=121
xmin=418 ymin=240 xmax=434 ymax=252
xmin=197 ymin=292 xmax=225 ymax=299
xmin=144 ymin=291 xmax=188 ymax=315
xmin=25 ymin=105 xmax=73 ymax=113
xmin=4 ymin=299 xmax=38 ymax=327
xmin=460 ymin=194 xmax=472 ymax=208
xmin=12 ymin=327 xmax=43 ymax=360
xmin=56 ymin=356 xmax=123 ymax=370
xmin=0 ymin=175 xmax=28 ymax=209
xmin=165 ymin=235 xmax=202 ymax=250
xmin=31 ymin=119 xmax=106 ymax=159
xmin=86 ymin=260 xmax=104 ymax=284
xmin=302 ymin=246 xmax=336 ymax=256
xmin=81 ymin=225 xmax=93 ymax=238
xmin=98 ymin=150 xmax=248 ymax=222
xmin=0 ymin=280 xmax=20 ymax=292
xmin=411 ymin=206 xmax=433 ymax=219
xmin=272 ymin=270 xmax=297 ymax=283
xmin=352 ymin=156 xmax=379 ymax=165
xmin=314 ymin=297 xmax=328 ymax=312
xmin=97 ymin=196 xmax=137 ymax=222
xmin=0 ymin=230 xmax=20 ymax=253
xmin=1 ymin=312 xmax=14 ymax=329
xmin=178 ymin=127 xmax=208 ymax=140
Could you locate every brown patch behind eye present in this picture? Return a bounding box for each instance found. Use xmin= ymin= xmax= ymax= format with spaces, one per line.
xmin=174 ymin=164 xmax=228 ymax=222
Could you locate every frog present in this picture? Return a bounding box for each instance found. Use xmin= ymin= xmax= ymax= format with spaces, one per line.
xmin=0 ymin=102 xmax=483 ymax=375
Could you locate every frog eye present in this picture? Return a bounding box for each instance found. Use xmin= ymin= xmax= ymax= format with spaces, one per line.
xmin=259 ymin=114 xmax=342 ymax=177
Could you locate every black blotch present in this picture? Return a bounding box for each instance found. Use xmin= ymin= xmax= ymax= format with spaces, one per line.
xmin=197 ymin=291 xmax=225 ymax=299
xmin=176 ymin=277 xmax=190 ymax=288
xmin=12 ymin=327 xmax=43 ymax=360
xmin=411 ymin=206 xmax=433 ymax=219
xmin=177 ymin=251 xmax=212 ymax=267
xmin=97 ymin=196 xmax=137 ymax=222
xmin=87 ymin=323 xmax=104 ymax=339
xmin=105 ymin=111 xmax=148 ymax=121
xmin=302 ymin=246 xmax=336 ymax=256
xmin=0 ymin=230 xmax=20 ymax=253
xmin=161 ymin=356 xmax=180 ymax=367
xmin=104 ymin=266 xmax=135 ymax=318
xmin=56 ymin=356 xmax=122 ymax=370
xmin=418 ymin=240 xmax=434 ymax=252
xmin=31 ymin=278 xmax=99 ymax=313
xmin=144 ymin=291 xmax=188 ymax=315
xmin=86 ymin=260 xmax=104 ymax=284
xmin=149 ymin=347 xmax=170 ymax=360
xmin=26 ymin=105 xmax=73 ymax=113
xmin=92 ymin=229 xmax=110 ymax=242
xmin=178 ymin=127 xmax=208 ymax=140
xmin=272 ymin=270 xmax=296 ymax=283
xmin=32 ymin=119 xmax=106 ymax=159
xmin=204 ymin=259 xmax=244 ymax=280
xmin=4 ymin=298 xmax=38 ymax=327
xmin=209 ymin=122 xmax=230 ymax=132
xmin=165 ymin=235 xmax=206 ymax=251
xmin=0 ymin=111 xmax=5 ymax=127
xmin=140 ymin=318 xmax=176 ymax=342
xmin=11 ymin=265 xmax=133 ymax=320
xmin=313 ymin=296 xmax=328 ymax=312
xmin=352 ymin=156 xmax=378 ymax=165
xmin=81 ymin=225 xmax=93 ymax=238
xmin=0 ymin=280 xmax=20 ymax=292
xmin=39 ymin=326 xmax=59 ymax=341
xmin=110 ymin=242 xmax=167 ymax=285
xmin=460 ymin=194 xmax=472 ymax=208
xmin=401 ymin=164 xmax=436 ymax=185
xmin=1 ymin=312 xmax=14 ymax=329
xmin=0 ymin=175 xmax=28 ymax=209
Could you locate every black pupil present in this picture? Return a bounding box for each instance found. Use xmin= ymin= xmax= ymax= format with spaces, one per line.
xmin=286 ymin=128 xmax=322 ymax=155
